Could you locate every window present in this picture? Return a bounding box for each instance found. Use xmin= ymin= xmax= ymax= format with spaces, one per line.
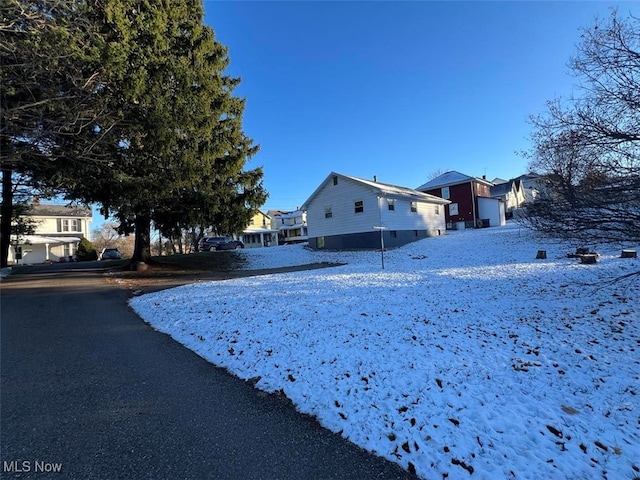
xmin=57 ymin=219 xmax=81 ymax=233
xmin=387 ymin=199 xmax=395 ymax=211
xmin=317 ymin=236 xmax=325 ymax=248
xmin=410 ymin=201 xmax=417 ymax=213
xmin=249 ymin=218 xmax=255 ymax=226
xmin=449 ymin=203 xmax=459 ymax=216
xmin=434 ymin=205 xmax=440 ymax=215
xmin=441 ymin=186 xmax=450 ymax=199
xmin=324 ymin=206 xmax=333 ymax=219
xmin=390 ymin=230 xmax=397 ymax=238
xmin=332 ymin=175 xmax=338 ymax=186
xmin=354 ymin=200 xmax=364 ymax=213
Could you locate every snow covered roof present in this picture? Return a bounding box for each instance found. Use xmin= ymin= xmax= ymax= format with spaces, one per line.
xmin=243 ymin=227 xmax=279 ymax=234
xmin=302 ymin=172 xmax=450 ymax=209
xmin=416 ymin=170 xmax=493 ymax=191
xmin=17 ymin=235 xmax=81 ymax=245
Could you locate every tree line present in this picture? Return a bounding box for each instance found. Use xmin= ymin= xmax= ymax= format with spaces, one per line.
xmin=1 ymin=0 xmax=267 ymax=267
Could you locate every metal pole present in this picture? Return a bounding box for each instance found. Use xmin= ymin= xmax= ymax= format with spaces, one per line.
xmin=377 ymin=195 xmax=385 ymax=269
xmin=380 ymin=227 xmax=385 ymax=269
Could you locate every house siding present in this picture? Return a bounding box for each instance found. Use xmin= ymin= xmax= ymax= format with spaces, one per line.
xmin=242 ymin=211 xmax=278 ymax=248
xmin=425 ymin=183 xmax=476 ymax=225
xmin=306 ymin=178 xmax=381 ymax=239
xmin=424 ymin=181 xmax=497 ymax=227
xmin=477 ymin=197 xmax=506 ymax=227
xmin=305 ymin=175 xmax=447 ymax=250
xmin=309 ymin=229 xmax=440 ymax=250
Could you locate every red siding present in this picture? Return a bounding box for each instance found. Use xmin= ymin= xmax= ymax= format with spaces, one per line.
xmin=424 ymin=182 xmax=477 ymax=223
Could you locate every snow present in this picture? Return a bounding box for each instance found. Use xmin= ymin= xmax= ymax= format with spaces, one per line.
xmin=129 ymin=223 xmax=640 ymax=479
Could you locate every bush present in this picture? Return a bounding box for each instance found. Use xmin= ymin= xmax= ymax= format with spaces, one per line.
xmin=76 ymin=237 xmax=98 ymax=261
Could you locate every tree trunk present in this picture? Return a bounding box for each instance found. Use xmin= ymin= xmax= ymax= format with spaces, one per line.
xmin=132 ymin=212 xmax=151 ymax=263
xmin=1 ymin=166 xmax=14 ymax=268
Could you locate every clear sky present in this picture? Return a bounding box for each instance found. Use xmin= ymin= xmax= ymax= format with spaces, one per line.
xmin=202 ymin=0 xmax=631 ymax=212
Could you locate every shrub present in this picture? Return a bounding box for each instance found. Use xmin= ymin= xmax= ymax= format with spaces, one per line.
xmin=76 ymin=237 xmax=98 ymax=261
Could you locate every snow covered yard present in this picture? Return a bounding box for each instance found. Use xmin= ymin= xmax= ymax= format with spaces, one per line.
xmin=130 ymin=224 xmax=639 ymax=480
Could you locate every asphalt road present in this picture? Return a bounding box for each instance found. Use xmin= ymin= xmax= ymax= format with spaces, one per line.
xmin=0 ymin=268 xmax=415 ymax=480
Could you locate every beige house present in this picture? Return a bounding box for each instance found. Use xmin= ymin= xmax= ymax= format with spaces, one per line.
xmin=241 ymin=210 xmax=279 ymax=248
xmin=9 ymin=204 xmax=92 ymax=264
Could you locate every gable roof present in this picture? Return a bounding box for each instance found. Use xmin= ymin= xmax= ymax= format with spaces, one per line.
xmin=416 ymin=170 xmax=493 ymax=191
xmin=489 ymin=182 xmax=514 ymax=197
xmin=302 ymin=172 xmax=450 ymax=210
xmin=30 ymin=204 xmax=92 ymax=218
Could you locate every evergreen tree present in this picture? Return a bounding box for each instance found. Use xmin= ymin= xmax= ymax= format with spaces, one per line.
xmin=2 ymin=0 xmax=265 ymax=266
xmin=59 ymin=0 xmax=266 ymax=262
xmin=0 ymin=0 xmax=108 ymax=267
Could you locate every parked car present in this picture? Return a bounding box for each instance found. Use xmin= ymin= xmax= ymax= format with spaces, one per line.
xmin=100 ymin=247 xmax=122 ymax=260
xmin=198 ymin=237 xmax=244 ymax=252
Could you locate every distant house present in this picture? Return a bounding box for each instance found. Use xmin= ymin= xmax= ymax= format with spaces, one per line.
xmin=301 ymin=172 xmax=449 ymax=250
xmin=517 ymin=173 xmax=543 ymax=203
xmin=8 ymin=204 xmax=92 ymax=264
xmin=416 ymin=171 xmax=505 ymax=229
xmin=490 ymin=178 xmax=526 ymax=219
xmin=269 ymin=209 xmax=308 ymax=245
xmin=241 ymin=210 xmax=279 ymax=248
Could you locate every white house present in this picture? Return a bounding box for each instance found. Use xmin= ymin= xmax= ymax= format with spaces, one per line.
xmin=517 ymin=173 xmax=543 ymax=203
xmin=269 ymin=209 xmax=308 ymax=245
xmin=490 ymin=178 xmax=526 ymax=219
xmin=301 ymin=172 xmax=450 ymax=250
xmin=8 ymin=204 xmax=92 ymax=264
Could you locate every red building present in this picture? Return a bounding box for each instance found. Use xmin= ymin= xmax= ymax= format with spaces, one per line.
xmin=416 ymin=171 xmax=505 ymax=229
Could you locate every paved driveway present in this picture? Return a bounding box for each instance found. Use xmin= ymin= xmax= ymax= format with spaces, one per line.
xmin=0 ymin=268 xmax=414 ymax=479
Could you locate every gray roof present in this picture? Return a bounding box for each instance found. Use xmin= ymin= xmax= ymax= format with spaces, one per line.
xmin=490 ymin=182 xmax=513 ymax=196
xmin=31 ymin=204 xmax=92 ymax=218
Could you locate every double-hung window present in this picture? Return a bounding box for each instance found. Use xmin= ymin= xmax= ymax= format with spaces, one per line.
xmin=57 ymin=219 xmax=81 ymax=232
xmin=387 ymin=199 xmax=395 ymax=211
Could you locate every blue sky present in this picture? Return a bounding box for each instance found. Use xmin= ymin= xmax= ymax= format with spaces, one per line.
xmin=203 ymin=0 xmax=630 ymax=212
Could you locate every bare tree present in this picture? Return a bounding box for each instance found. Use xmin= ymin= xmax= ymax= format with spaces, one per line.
xmin=523 ymin=9 xmax=640 ymax=246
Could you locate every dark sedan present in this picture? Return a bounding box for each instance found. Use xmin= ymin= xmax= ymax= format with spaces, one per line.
xmin=198 ymin=237 xmax=244 ymax=252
